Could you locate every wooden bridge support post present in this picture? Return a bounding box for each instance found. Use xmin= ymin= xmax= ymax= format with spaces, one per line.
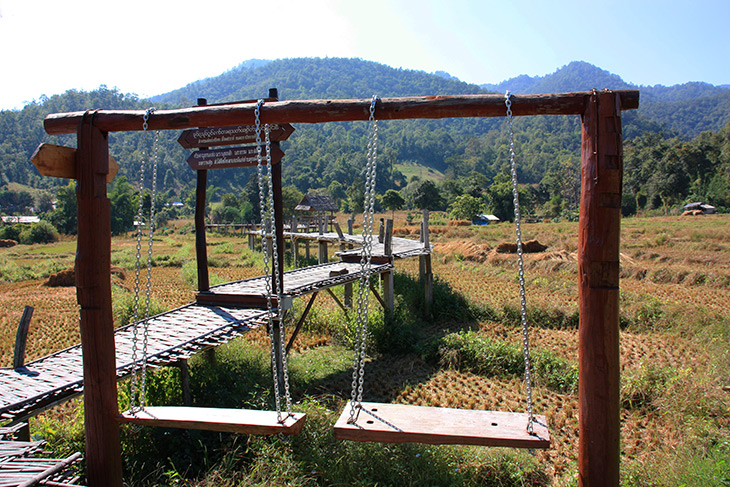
xmin=419 ymin=210 xmax=433 ymax=316
xmin=248 ymin=228 xmax=256 ymax=251
xmin=344 ymin=218 xmax=354 ymax=307
xmin=195 ymin=99 xmax=210 ymax=292
xmin=13 ymin=306 xmax=33 ymax=370
xmin=177 ymin=359 xmax=192 ymax=406
xmin=76 ymin=113 xmax=123 ymax=487
xmin=578 ymin=91 xmax=622 ymax=487
xmin=382 ymin=219 xmax=394 ymax=311
xmin=292 ymin=216 xmax=298 ymax=267
xmin=318 ymin=240 xmax=328 ymax=264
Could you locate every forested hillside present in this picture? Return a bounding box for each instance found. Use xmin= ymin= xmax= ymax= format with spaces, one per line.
xmin=484 ymin=61 xmax=730 ymax=138
xmin=1 ymin=58 xmax=728 ymax=235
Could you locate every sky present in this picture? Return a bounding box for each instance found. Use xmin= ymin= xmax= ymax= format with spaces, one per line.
xmin=1 ymin=0 xmax=728 ymax=111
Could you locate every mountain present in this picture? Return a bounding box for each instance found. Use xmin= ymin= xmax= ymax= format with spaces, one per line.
xmin=151 ymin=57 xmax=488 ymax=106
xmin=481 ymin=61 xmax=632 ymax=94
xmin=482 ymin=61 xmax=730 ymax=137
xmin=1 ymin=57 xmax=728 ymax=221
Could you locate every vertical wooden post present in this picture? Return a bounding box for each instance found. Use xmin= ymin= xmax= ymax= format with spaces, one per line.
xmin=318 ymin=240 xmax=328 ymax=264
xmin=378 ymin=218 xmax=385 ymax=243
xmin=195 ymin=98 xmax=210 ymax=292
xmin=383 ymin=219 xmax=394 ymax=310
xmin=578 ymin=91 xmax=622 ymax=487
xmin=269 ymin=87 xmax=287 ymax=389
xmin=177 ymin=359 xmax=192 ymax=406
xmin=344 ymin=217 xmax=354 ymax=307
xmin=419 ymin=209 xmax=433 ymax=316
xmin=13 ymin=306 xmax=33 ymax=370
xmin=75 ymin=112 xmax=123 ymax=487
xmin=248 ymin=229 xmax=256 ymax=251
xmin=292 ymin=216 xmax=298 ymax=268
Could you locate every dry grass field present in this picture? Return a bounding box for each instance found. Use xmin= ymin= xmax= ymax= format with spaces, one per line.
xmin=1 ymin=212 xmax=728 ymax=486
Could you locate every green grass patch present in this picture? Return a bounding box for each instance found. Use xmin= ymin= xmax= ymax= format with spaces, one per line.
xmin=438 ymin=331 xmax=578 ymax=394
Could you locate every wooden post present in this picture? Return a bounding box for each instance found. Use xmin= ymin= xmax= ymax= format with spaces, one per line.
xmin=383 ymin=219 xmax=394 ymax=310
xmin=578 ymin=91 xmax=622 ymax=487
xmin=75 ymin=112 xmax=122 ymax=487
xmin=292 ymin=216 xmax=298 ymax=268
xmin=248 ymin=229 xmax=256 ymax=251
xmin=318 ymin=240 xmax=328 ymax=264
xmin=195 ymin=98 xmax=210 ymax=292
xmin=420 ymin=209 xmax=433 ymax=316
xmin=269 ymin=88 xmax=287 ymax=390
xmin=13 ymin=306 xmax=33 ymax=370
xmin=378 ymin=218 xmax=385 ymax=244
xmin=344 ymin=218 xmax=354 ymax=307
xmin=177 ymin=359 xmax=192 ymax=406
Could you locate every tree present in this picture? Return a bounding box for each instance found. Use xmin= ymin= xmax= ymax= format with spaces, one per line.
xmin=449 ymin=194 xmax=484 ymax=221
xmin=282 ymin=186 xmax=304 ymax=219
xmin=412 ymin=180 xmax=444 ymax=210
xmin=109 ymin=176 xmax=137 ymax=235
xmin=486 ymin=173 xmax=515 ymax=222
xmin=381 ymin=189 xmax=405 ymax=218
xmin=48 ymin=182 xmax=77 ymax=234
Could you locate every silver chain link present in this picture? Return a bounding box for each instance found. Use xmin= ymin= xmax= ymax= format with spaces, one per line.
xmin=505 ymin=92 xmax=535 ymax=434
xmin=130 ymin=107 xmax=158 ymax=412
xmin=349 ymin=95 xmax=378 ymax=422
xmin=254 ymin=100 xmax=292 ymax=422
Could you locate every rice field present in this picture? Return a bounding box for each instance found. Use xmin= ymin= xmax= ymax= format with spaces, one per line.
xmin=1 ymin=212 xmax=729 ymax=486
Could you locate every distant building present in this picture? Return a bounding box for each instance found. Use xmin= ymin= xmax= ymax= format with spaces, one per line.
xmin=683 ymin=202 xmax=716 ymax=214
xmin=472 ymin=214 xmax=500 ymax=226
xmin=1 ymin=216 xmax=40 ymax=224
xmin=295 ymin=194 xmax=338 ymax=229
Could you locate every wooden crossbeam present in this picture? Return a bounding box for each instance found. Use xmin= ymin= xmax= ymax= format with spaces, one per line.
xmin=118 ymin=406 xmax=305 ymax=435
xmin=334 ymin=401 xmax=549 ymax=448
xmin=44 ymin=91 xmax=640 ymax=135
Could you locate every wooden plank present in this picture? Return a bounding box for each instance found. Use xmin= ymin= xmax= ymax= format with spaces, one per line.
xmin=44 ymin=91 xmax=641 ymax=135
xmin=177 ymin=123 xmax=294 ymax=149
xmin=186 ymin=144 xmax=284 ymax=170
xmin=334 ymin=402 xmax=549 ymax=448
xmin=30 ymin=143 xmax=118 ymax=182
xmin=118 ymin=407 xmax=305 ymax=435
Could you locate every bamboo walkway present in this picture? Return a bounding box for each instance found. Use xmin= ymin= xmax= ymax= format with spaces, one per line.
xmin=0 ymin=305 xmax=268 ymax=422
xmin=199 ymin=261 xmax=392 ymax=307
xmin=0 ymin=233 xmax=424 ymax=424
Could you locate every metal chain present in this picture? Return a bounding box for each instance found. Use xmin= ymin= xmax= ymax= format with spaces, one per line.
xmin=505 ymin=92 xmax=535 ymax=434
xmin=264 ymin=123 xmax=292 ymax=414
xmin=349 ymin=95 xmax=378 ymax=422
xmin=130 ymin=107 xmax=157 ymax=411
xmin=140 ymin=112 xmax=159 ymax=408
xmin=254 ymin=100 xmax=292 ymax=422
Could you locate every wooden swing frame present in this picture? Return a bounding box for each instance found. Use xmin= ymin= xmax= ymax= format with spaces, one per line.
xmin=42 ymin=90 xmax=638 ymax=487
xmin=113 ymin=91 xmax=306 ymax=437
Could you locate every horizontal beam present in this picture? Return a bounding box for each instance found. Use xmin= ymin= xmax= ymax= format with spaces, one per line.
xmin=44 ymin=91 xmax=640 ymax=135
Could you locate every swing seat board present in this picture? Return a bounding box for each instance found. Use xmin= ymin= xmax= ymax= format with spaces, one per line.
xmin=118 ymin=406 xmax=306 ymax=435
xmin=334 ymin=401 xmax=549 ymax=448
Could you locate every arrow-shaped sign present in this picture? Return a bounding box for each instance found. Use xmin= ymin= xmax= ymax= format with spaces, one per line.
xmin=187 ymin=145 xmax=284 ymax=170
xmin=178 ymin=124 xmax=294 ymax=149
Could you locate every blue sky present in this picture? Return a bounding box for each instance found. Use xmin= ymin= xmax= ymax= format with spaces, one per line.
xmin=0 ymin=0 xmax=728 ymax=110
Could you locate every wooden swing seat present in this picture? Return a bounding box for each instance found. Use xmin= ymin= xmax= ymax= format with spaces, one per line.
xmin=118 ymin=406 xmax=306 ymax=435
xmin=333 ymin=401 xmax=549 ymax=448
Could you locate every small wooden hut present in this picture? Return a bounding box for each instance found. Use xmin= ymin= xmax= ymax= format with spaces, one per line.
xmin=294 ymin=194 xmax=338 ymax=230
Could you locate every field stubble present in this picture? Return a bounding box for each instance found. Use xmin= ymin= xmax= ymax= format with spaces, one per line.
xmin=1 ymin=214 xmax=729 ymax=485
